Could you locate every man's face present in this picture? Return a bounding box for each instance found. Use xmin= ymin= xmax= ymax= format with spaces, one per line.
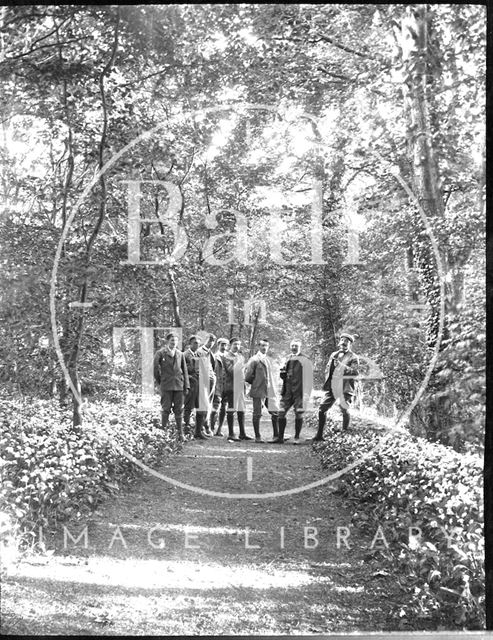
xmin=290 ymin=341 xmax=301 ymax=355
xmin=230 ymin=340 xmax=240 ymax=353
xmin=218 ymin=341 xmax=227 ymax=353
xmin=259 ymin=341 xmax=269 ymax=355
xmin=190 ymin=338 xmax=200 ymax=352
xmin=206 ymin=337 xmax=215 ymax=349
xmin=168 ymin=335 xmax=178 ymax=350
xmin=339 ymin=337 xmax=351 ymax=352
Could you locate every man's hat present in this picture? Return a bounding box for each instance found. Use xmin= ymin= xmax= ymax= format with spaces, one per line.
xmin=339 ymin=332 xmax=355 ymax=343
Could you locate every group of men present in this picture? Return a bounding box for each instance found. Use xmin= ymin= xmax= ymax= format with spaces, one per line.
xmin=153 ymin=332 xmax=359 ymax=444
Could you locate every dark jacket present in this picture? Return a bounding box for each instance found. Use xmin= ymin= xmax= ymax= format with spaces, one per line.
xmin=322 ymin=349 xmax=359 ymax=396
xmin=222 ymin=351 xmax=245 ymax=393
xmin=153 ymin=348 xmax=189 ymax=393
xmin=213 ymin=353 xmax=225 ymax=396
xmin=280 ymin=353 xmax=310 ymax=398
xmin=244 ymin=354 xmax=272 ymax=398
xmin=184 ymin=347 xmax=200 ymax=381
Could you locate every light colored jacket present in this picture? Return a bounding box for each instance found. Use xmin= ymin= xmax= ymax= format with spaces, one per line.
xmin=323 ymin=349 xmax=359 ymax=396
xmin=197 ymin=345 xmax=216 ymax=384
xmin=223 ymin=351 xmax=246 ymax=411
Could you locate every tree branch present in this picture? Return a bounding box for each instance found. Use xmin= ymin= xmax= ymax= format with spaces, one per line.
xmin=85 ymin=11 xmax=120 ymax=255
xmin=120 ymin=65 xmax=172 ymax=88
xmin=311 ymin=33 xmax=378 ymax=61
xmin=1 ymin=36 xmax=88 ymax=63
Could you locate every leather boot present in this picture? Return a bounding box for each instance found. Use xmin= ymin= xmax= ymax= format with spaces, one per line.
xmin=175 ymin=414 xmax=184 ymax=442
xmin=210 ymin=411 xmax=220 ymax=436
xmin=271 ymin=414 xmax=279 ymax=439
xmin=227 ymin=412 xmax=238 ymax=441
xmin=313 ymin=411 xmax=326 ymax=441
xmin=342 ymin=409 xmax=350 ymax=431
xmin=253 ymin=416 xmax=264 ymax=443
xmin=203 ymin=418 xmax=213 ymax=437
xmin=238 ymin=411 xmax=252 ymax=440
xmin=269 ymin=415 xmax=286 ymax=443
xmin=161 ymin=410 xmax=170 ymax=431
xmin=293 ymin=416 xmax=303 ymax=443
xmin=194 ymin=413 xmax=207 ymax=439
xmin=218 ymin=402 xmax=226 ymax=430
xmin=278 ymin=416 xmax=287 ymax=443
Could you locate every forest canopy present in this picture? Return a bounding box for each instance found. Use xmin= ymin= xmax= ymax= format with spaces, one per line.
xmin=0 ymin=4 xmax=485 ymax=450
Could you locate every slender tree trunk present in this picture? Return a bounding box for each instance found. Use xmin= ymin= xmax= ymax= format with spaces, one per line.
xmin=168 ymin=267 xmax=182 ymax=327
xmin=61 ymin=10 xmax=120 ymax=426
xmin=248 ymin=306 xmax=260 ymax=357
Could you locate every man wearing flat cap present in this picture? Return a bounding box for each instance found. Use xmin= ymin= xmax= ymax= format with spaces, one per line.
xmin=313 ymin=332 xmax=359 ymax=441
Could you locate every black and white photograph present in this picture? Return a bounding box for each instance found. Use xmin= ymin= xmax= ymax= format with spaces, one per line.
xmin=0 ymin=2 xmax=489 ymax=635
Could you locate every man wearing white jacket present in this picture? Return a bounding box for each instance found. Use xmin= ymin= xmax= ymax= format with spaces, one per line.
xmin=220 ymin=337 xmax=252 ymax=442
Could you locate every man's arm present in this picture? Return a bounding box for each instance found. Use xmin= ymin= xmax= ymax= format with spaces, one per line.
xmin=342 ymin=354 xmax=359 ymax=377
xmin=181 ymin=352 xmax=190 ymax=391
xmin=324 ymin=353 xmax=335 ymax=380
xmin=184 ymin=350 xmax=194 ymax=376
xmin=223 ymin=354 xmax=234 ymax=377
xmin=153 ymin=351 xmax=161 ymax=385
xmin=244 ymin=358 xmax=256 ymax=384
xmin=280 ymin=356 xmax=289 ymax=380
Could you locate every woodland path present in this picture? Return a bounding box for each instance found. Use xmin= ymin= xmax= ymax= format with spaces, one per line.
xmin=1 ymin=410 xmax=405 ymax=635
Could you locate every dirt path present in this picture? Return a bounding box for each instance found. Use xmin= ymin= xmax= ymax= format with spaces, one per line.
xmin=1 ymin=412 xmax=404 ymax=635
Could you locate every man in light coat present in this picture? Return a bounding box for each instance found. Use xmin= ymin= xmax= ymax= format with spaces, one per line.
xmin=183 ymin=335 xmax=209 ymax=440
xmin=197 ymin=333 xmax=217 ymax=437
xmin=220 ymin=337 xmax=251 ymax=442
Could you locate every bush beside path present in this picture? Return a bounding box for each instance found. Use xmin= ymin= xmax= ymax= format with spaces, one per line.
xmin=1 ymin=410 xmax=409 ymax=635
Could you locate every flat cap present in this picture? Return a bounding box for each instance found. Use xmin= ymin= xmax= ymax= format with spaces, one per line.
xmin=339 ymin=332 xmax=355 ymax=342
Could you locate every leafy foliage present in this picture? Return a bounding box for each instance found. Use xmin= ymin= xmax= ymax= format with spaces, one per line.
xmin=310 ymin=417 xmax=484 ymax=629
xmin=0 ymin=392 xmax=177 ymax=540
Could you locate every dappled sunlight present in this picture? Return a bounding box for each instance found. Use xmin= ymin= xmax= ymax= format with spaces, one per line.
xmin=105 ymin=522 xmax=266 ymax=535
xmin=199 ymin=446 xmax=289 ymax=454
xmin=180 ymin=453 xmax=243 ymax=459
xmin=6 ymin=556 xmax=335 ymax=592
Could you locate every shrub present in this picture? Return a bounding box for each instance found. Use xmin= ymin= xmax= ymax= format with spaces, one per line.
xmin=0 ymin=392 xmax=177 ymax=544
xmin=311 ymin=416 xmax=484 ymax=629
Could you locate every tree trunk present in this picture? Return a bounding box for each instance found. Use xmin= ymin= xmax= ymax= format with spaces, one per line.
xmin=308 ymin=114 xmax=343 ymax=367
xmin=396 ymin=6 xmax=455 ymax=444
xmin=60 ymin=10 xmax=120 ymax=427
xmin=398 ymin=5 xmax=444 ymax=350
xmin=168 ymin=267 xmax=182 ymax=327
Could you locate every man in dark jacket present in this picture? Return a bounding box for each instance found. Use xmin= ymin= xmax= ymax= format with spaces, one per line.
xmin=271 ymin=339 xmax=311 ymax=444
xmin=244 ymin=338 xmax=279 ymax=443
xmin=314 ymin=333 xmax=359 ymax=441
xmin=210 ymin=338 xmax=228 ymax=436
xmin=153 ymin=332 xmax=190 ymax=442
